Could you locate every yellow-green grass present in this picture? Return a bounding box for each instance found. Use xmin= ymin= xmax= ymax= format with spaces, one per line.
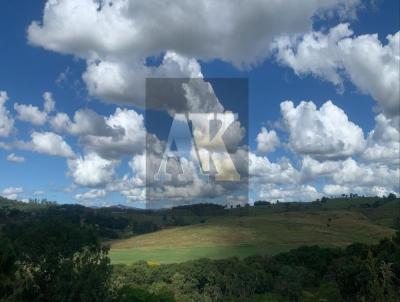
xmin=109 ymin=210 xmax=395 ymax=264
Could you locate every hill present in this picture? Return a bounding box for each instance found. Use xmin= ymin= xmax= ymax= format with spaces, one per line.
xmin=1 ymin=195 xmax=398 ymax=265
xmin=109 ymin=207 xmax=397 ymax=264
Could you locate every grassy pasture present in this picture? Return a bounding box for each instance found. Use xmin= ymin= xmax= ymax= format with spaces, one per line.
xmin=109 ymin=209 xmax=395 ymax=264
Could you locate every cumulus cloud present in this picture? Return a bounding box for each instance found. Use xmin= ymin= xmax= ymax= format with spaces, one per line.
xmin=143 ymin=150 xmax=227 ymax=204
xmin=67 ymin=152 xmax=117 ymax=187
xmin=50 ymin=108 xmax=121 ymax=137
xmin=280 ymin=100 xmax=365 ymax=159
xmin=299 ymin=156 xmax=341 ymax=182
xmin=362 ymin=114 xmax=400 ymax=165
xmin=0 ymin=91 xmax=14 ymax=137
xmin=273 ymin=24 xmax=400 ymax=118
xmin=250 ymin=153 xmax=299 ymax=185
xmin=6 ymin=153 xmax=25 ymax=163
xmin=14 ymin=103 xmax=47 ymax=125
xmin=258 ymin=184 xmax=322 ymax=202
xmin=80 ymin=107 xmax=146 ymax=159
xmin=27 ymin=0 xmax=361 ymax=106
xmin=28 ymin=132 xmax=75 ymax=158
xmin=1 ymin=187 xmax=23 ymax=200
xmin=127 ymin=144 xmax=249 ymax=207
xmin=330 ymin=158 xmax=399 ymax=190
xmin=13 ymin=91 xmax=56 ymax=126
xmin=43 ymin=91 xmax=55 ymax=113
xmin=50 ymin=106 xmax=146 ymax=159
xmin=75 ymin=188 xmax=107 ymax=201
xmin=28 ymin=0 xmax=360 ymax=64
xmin=256 ymin=127 xmax=280 ymax=153
xmin=83 ymin=51 xmax=204 ymax=107
xmin=323 ymin=183 xmax=397 ymax=197
xmin=322 ymin=184 xmax=395 ymax=197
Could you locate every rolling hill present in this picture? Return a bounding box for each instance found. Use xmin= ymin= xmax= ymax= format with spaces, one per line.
xmin=109 ymin=206 xmax=397 ymax=264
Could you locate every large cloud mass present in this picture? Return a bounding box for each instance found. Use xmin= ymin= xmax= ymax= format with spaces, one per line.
xmin=28 ymin=0 xmax=360 ymax=64
xmin=27 ymin=0 xmax=361 ymax=106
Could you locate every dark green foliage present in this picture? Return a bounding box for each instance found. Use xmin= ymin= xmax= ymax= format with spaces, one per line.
xmin=1 ymin=215 xmax=112 ymax=302
xmin=254 ymin=201 xmax=271 ymax=206
xmin=321 ymin=197 xmax=330 ymax=203
xmin=114 ymin=285 xmax=175 ymax=302
xmin=387 ymin=193 xmax=397 ymax=201
xmin=394 ymin=216 xmax=400 ymax=230
xmin=0 ymin=238 xmax=17 ymax=300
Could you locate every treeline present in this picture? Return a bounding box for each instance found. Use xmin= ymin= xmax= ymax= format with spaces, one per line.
xmin=113 ymin=234 xmax=400 ymax=301
xmin=2 ymin=195 xmax=398 ymax=240
xmin=0 ymin=197 xmax=227 ymax=240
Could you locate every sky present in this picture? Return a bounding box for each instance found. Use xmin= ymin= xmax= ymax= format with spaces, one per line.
xmin=0 ymin=0 xmax=399 ymax=208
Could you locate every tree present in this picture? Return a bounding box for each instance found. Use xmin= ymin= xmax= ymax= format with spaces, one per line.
xmin=4 ymin=215 xmax=112 ymax=302
xmin=114 ymin=285 xmax=175 ymax=302
xmin=387 ymin=193 xmax=397 ymax=201
xmin=393 ymin=216 xmax=400 ymax=231
xmin=321 ymin=197 xmax=330 ymax=203
xmin=0 ymin=238 xmax=17 ymax=300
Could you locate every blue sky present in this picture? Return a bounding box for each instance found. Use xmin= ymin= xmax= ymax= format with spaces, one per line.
xmin=0 ymin=0 xmax=399 ymax=207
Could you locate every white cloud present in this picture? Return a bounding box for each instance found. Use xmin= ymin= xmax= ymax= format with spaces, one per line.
xmin=14 ymin=103 xmax=47 ymax=125
xmin=273 ymin=24 xmax=400 ymax=118
xmin=75 ymin=188 xmax=106 ymax=201
xmin=0 ymin=142 xmax=11 ymax=150
xmin=330 ymin=158 xmax=399 ymax=190
xmin=323 ymin=184 xmax=396 ymax=197
xmin=50 ymin=108 xmax=120 ymax=137
xmin=119 ymin=187 xmax=145 ymax=203
xmin=256 ymin=127 xmax=280 ymax=153
xmin=83 ymin=51 xmax=203 ymax=107
xmin=300 ymin=156 xmax=341 ymax=182
xmin=258 ymin=184 xmax=322 ymax=202
xmin=1 ymin=187 xmax=23 ymax=200
xmin=67 ymin=152 xmax=117 ymax=187
xmin=362 ymin=114 xmax=400 ymax=165
xmin=50 ymin=112 xmax=71 ymax=133
xmin=29 ymin=132 xmax=75 ymax=158
xmin=280 ymin=100 xmax=365 ymax=159
xmin=6 ymin=153 xmax=25 ymax=163
xmin=80 ymin=107 xmax=146 ymax=159
xmin=50 ymin=107 xmax=146 ymax=160
xmin=13 ymin=92 xmax=57 ymax=126
xmin=43 ymin=91 xmax=55 ymax=113
xmin=0 ymin=91 xmax=14 ymax=137
xmin=27 ymin=0 xmax=361 ymax=106
xmin=28 ymin=0 xmax=360 ymax=64
xmin=250 ymin=152 xmax=299 ymax=185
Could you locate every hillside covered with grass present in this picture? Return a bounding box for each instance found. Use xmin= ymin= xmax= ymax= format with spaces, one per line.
xmin=109 ymin=209 xmax=396 ymax=264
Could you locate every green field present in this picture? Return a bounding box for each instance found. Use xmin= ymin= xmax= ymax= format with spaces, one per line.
xmin=109 ymin=209 xmax=396 ymax=264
